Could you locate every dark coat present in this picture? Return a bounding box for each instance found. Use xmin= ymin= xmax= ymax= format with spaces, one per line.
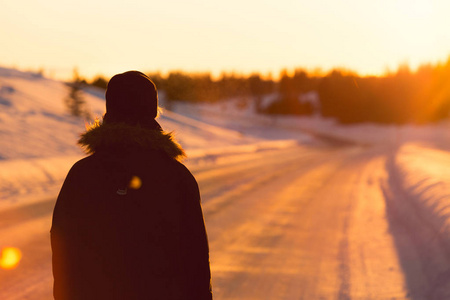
xmin=51 ymin=122 xmax=212 ymax=300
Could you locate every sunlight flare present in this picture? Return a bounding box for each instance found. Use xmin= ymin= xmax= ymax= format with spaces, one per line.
xmin=0 ymin=247 xmax=22 ymax=270
xmin=129 ymin=176 xmax=142 ymax=190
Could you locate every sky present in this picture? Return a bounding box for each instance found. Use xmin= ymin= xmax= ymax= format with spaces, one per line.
xmin=2 ymin=0 xmax=450 ymax=80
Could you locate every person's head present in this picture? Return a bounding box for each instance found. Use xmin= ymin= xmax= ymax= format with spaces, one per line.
xmin=104 ymin=71 xmax=160 ymax=129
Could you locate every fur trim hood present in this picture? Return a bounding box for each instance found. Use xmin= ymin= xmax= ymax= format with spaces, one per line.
xmin=78 ymin=121 xmax=186 ymax=161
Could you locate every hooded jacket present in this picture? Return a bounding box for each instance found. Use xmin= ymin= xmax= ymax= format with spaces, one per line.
xmin=51 ymin=121 xmax=212 ymax=300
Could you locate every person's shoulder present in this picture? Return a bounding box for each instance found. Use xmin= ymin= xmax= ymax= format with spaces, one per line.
xmin=71 ymin=155 xmax=97 ymax=170
xmin=168 ymin=159 xmax=198 ymax=185
xmin=66 ymin=155 xmax=99 ymax=177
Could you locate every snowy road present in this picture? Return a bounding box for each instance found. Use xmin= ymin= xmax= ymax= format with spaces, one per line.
xmin=1 ymin=142 xmax=450 ymax=299
xmin=201 ymin=144 xmax=409 ymax=300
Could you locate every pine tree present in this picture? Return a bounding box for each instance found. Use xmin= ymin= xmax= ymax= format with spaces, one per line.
xmin=65 ymin=68 xmax=91 ymax=120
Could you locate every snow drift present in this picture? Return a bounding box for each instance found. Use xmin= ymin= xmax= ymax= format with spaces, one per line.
xmin=392 ymin=143 xmax=450 ymax=238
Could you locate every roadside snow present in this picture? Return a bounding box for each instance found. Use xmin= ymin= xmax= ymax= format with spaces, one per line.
xmin=392 ymin=143 xmax=450 ymax=236
xmin=168 ymin=99 xmax=450 ymax=147
xmin=0 ymin=156 xmax=80 ymax=210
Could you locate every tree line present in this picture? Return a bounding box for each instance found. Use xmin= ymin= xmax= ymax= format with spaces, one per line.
xmin=83 ymin=58 xmax=450 ymax=124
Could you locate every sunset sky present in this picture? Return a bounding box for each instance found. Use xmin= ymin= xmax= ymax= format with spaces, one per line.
xmin=2 ymin=0 xmax=450 ymax=80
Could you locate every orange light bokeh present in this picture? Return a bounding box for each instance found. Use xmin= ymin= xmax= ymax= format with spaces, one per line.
xmin=0 ymin=247 xmax=23 ymax=270
xmin=129 ymin=176 xmax=142 ymax=190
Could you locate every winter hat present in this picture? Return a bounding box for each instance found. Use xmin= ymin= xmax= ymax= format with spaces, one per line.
xmin=104 ymin=71 xmax=160 ymax=129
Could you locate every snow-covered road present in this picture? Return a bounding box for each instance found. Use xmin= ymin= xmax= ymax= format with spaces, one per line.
xmin=203 ymin=144 xmax=409 ymax=299
xmin=2 ymin=141 xmax=450 ymax=299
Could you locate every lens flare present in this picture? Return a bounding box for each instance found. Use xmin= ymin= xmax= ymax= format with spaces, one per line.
xmin=0 ymin=247 xmax=22 ymax=270
xmin=129 ymin=176 xmax=142 ymax=190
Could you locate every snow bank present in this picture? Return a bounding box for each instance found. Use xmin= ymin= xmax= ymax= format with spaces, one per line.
xmin=0 ymin=71 xmax=104 ymax=159
xmin=392 ymin=143 xmax=450 ymax=236
xmin=185 ymin=139 xmax=299 ymax=166
xmin=169 ymin=99 xmax=450 ymax=148
xmin=0 ymin=68 xmax=302 ymax=210
xmin=0 ymin=155 xmax=81 ymax=210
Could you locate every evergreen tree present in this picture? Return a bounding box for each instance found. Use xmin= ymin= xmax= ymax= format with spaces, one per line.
xmin=65 ymin=68 xmax=91 ymax=120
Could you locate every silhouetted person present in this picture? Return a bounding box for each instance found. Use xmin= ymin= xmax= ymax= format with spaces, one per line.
xmin=51 ymin=71 xmax=212 ymax=300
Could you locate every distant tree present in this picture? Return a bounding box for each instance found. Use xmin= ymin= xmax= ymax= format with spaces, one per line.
xmin=33 ymin=67 xmax=45 ymax=78
xmin=165 ymin=72 xmax=195 ymax=101
xmin=90 ymin=75 xmax=108 ymax=89
xmin=147 ymin=72 xmax=165 ymax=90
xmin=216 ymin=73 xmax=250 ymax=99
xmin=193 ymin=73 xmax=221 ymax=102
xmin=120 ymin=63 xmax=450 ymax=123
xmin=424 ymin=60 xmax=450 ymax=122
xmin=264 ymin=69 xmax=315 ymax=116
xmin=248 ymin=74 xmax=275 ymax=112
xmin=65 ymin=68 xmax=91 ymax=120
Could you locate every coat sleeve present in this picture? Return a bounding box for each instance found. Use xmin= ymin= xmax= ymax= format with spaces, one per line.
xmin=180 ymin=170 xmax=213 ymax=300
xmin=50 ymin=163 xmax=86 ymax=300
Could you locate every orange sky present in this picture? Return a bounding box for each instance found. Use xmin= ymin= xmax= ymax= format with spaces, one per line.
xmin=1 ymin=0 xmax=450 ymax=80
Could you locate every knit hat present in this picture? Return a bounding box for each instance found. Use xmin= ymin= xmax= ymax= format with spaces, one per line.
xmin=104 ymin=71 xmax=160 ymax=129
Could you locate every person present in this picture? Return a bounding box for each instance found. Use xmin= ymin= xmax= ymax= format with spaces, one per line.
xmin=51 ymin=71 xmax=213 ymax=300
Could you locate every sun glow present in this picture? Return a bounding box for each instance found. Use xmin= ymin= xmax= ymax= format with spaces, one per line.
xmin=0 ymin=247 xmax=22 ymax=270
xmin=1 ymin=0 xmax=450 ymax=79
